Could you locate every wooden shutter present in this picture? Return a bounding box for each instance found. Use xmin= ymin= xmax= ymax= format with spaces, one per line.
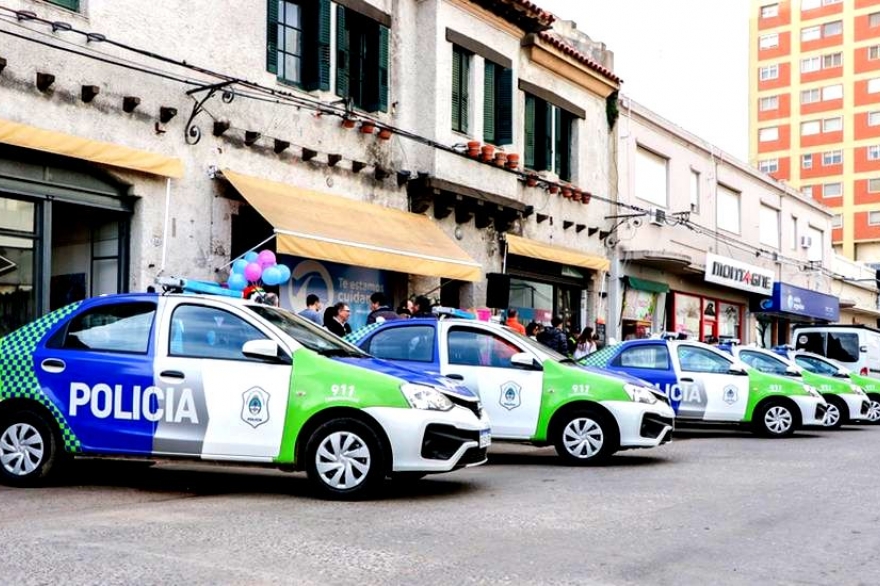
xmin=556 ymin=109 xmax=572 ymax=181
xmin=524 ymin=94 xmax=536 ymax=169
xmin=539 ymin=100 xmax=552 ymax=172
xmin=377 ymin=25 xmax=390 ymax=112
xmin=336 ymin=5 xmax=349 ymax=99
xmin=49 ymin=0 xmax=79 ymax=10
xmin=452 ymin=48 xmax=462 ymax=132
xmin=266 ymin=0 xmax=279 ymax=75
xmin=496 ymin=67 xmax=513 ymax=145
xmin=483 ymin=61 xmax=496 ymax=143
xmin=303 ymin=0 xmax=331 ymax=91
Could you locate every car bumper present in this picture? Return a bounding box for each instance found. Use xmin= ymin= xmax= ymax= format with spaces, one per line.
xmin=362 ymin=405 xmax=491 ymax=473
xmin=838 ymin=393 xmax=870 ymax=421
xmin=791 ymin=395 xmax=828 ymax=426
xmin=601 ymin=400 xmax=675 ymax=449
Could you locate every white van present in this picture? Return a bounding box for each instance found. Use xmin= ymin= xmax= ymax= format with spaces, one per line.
xmin=791 ymin=325 xmax=880 ymax=379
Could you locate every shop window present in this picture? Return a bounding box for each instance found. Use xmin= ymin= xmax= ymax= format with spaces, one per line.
xmin=613 ymin=345 xmax=670 ymax=370
xmin=718 ymin=303 xmax=741 ymax=339
xmin=524 ymin=94 xmax=574 ymax=181
xmin=451 ymin=45 xmax=471 ymax=134
xmin=677 ymin=346 xmax=731 ymax=374
xmin=51 ymin=302 xmax=156 ymax=354
xmin=483 ymin=61 xmax=513 ymax=146
xmin=170 ymin=305 xmax=268 ymax=360
xmin=366 ymin=325 xmax=434 ymax=362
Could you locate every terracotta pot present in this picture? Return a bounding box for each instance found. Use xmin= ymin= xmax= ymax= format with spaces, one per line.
xmin=561 ymin=186 xmax=572 ymax=198
xmin=494 ymin=152 xmax=507 ymax=167
xmin=572 ymin=189 xmax=582 ymax=202
xmin=526 ymin=175 xmax=538 ymax=187
xmin=548 ymin=184 xmax=559 ymax=195
xmin=378 ymin=128 xmax=392 ymax=140
xmin=480 ymin=144 xmax=495 ymax=162
xmin=582 ymin=192 xmax=591 ymax=204
xmin=341 ymin=117 xmax=356 ymax=129
xmin=360 ymin=122 xmax=375 ymax=134
xmin=505 ymin=153 xmax=520 ymax=170
xmin=467 ymin=140 xmax=482 ymax=151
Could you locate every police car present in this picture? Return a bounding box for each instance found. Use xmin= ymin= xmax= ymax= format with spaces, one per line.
xmin=346 ymin=319 xmax=674 ymax=465
xmin=0 ymin=292 xmax=489 ymax=499
xmin=582 ymin=339 xmax=827 ymax=437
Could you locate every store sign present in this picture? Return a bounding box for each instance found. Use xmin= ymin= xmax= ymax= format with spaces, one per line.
xmin=751 ymin=282 xmax=839 ymax=322
xmin=704 ymin=253 xmax=774 ymax=296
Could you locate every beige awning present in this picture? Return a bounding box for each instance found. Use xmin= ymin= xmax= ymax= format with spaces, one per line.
xmin=506 ymin=234 xmax=610 ymax=272
xmin=223 ymin=169 xmax=482 ymax=282
xmin=0 ymin=118 xmax=184 ymax=178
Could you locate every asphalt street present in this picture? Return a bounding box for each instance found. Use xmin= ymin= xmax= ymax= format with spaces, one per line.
xmin=1 ymin=425 xmax=878 ymax=586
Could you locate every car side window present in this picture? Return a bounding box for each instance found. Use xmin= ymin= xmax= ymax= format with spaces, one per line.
xmin=365 ymin=326 xmax=435 ymax=362
xmin=169 ymin=305 xmax=267 ymax=360
xmin=448 ymin=328 xmax=521 ymax=368
xmin=48 ymin=301 xmax=156 ymax=353
xmin=795 ymin=356 xmax=837 ymax=375
xmin=677 ymin=346 xmax=732 ymax=374
xmin=613 ymin=345 xmax=670 ymax=370
xmin=740 ymin=351 xmax=787 ymax=375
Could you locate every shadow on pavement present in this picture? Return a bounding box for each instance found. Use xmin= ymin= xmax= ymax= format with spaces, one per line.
xmin=671 ymin=427 xmax=824 ymax=440
xmin=485 ymin=449 xmax=669 ymax=469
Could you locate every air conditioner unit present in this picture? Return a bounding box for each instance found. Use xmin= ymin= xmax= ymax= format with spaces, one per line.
xmin=648 ymin=207 xmax=667 ymax=226
xmin=799 ymin=235 xmax=813 ymax=249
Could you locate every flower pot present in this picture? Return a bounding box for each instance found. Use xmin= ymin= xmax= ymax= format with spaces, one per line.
xmin=572 ymin=189 xmax=582 ymax=202
xmin=581 ymin=191 xmax=591 ymax=204
xmin=341 ymin=117 xmax=357 ymax=129
xmin=548 ymin=184 xmax=559 ymax=195
xmin=526 ymin=174 xmax=539 ymax=187
xmin=561 ymin=186 xmax=572 ymax=198
xmin=494 ymin=152 xmax=507 ymax=167
xmin=360 ymin=122 xmax=375 ymax=134
xmin=480 ymin=144 xmax=495 ymax=162
xmin=467 ymin=140 xmax=482 ymax=151
xmin=505 ymin=153 xmax=520 ymax=170
xmin=378 ymin=128 xmax=392 ymax=140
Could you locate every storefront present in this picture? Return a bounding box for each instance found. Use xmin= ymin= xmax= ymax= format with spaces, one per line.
xmin=621 ymin=276 xmax=668 ymax=340
xmin=749 ymin=282 xmax=840 ymax=347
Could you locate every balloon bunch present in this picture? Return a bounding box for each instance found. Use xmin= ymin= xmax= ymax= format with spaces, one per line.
xmin=226 ymin=250 xmax=291 ymax=292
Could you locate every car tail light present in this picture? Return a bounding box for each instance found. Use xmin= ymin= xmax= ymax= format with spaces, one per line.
xmin=861 ymin=367 xmax=869 ymax=376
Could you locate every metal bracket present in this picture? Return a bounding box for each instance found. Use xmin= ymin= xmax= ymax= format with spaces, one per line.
xmin=183 ymin=81 xmax=235 ymax=145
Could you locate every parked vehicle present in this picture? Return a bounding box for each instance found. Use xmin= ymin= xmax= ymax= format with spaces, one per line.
xmin=722 ymin=345 xmax=869 ymax=429
xmin=0 ymin=293 xmax=489 ymax=499
xmin=346 ymin=319 xmax=675 ymax=465
xmin=792 ymin=324 xmax=880 ymax=379
xmin=582 ymin=339 xmax=827 ymax=437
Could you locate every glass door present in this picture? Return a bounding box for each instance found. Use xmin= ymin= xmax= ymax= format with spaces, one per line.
xmin=0 ymin=196 xmax=38 ymax=337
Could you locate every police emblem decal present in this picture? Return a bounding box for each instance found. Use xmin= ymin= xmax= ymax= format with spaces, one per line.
xmin=242 ymin=387 xmax=270 ymax=428
xmin=723 ymin=385 xmax=738 ymax=405
xmin=499 ymin=381 xmax=522 ymax=411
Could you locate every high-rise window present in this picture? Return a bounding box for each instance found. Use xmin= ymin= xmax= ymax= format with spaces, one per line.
xmin=831 ymin=215 xmax=843 ymax=228
xmin=870 ymin=12 xmax=880 ymax=28
xmin=801 ymin=120 xmax=820 ymax=136
xmin=802 ymin=154 xmax=813 ymax=169
xmin=822 ymin=150 xmax=842 ymax=165
xmin=759 ymin=127 xmax=779 ymax=141
xmin=869 ymin=78 xmax=880 ymax=94
xmin=760 ymin=4 xmax=779 ymax=18
xmin=823 ymin=117 xmax=842 ymax=132
xmin=759 ymin=159 xmax=779 ymax=173
xmin=801 ymin=88 xmax=820 ymax=103
xmin=802 ymin=26 xmax=821 ymax=42
xmin=869 ymin=45 xmax=880 ymax=60
xmin=823 ymin=182 xmax=842 ymax=197
xmin=759 ymin=33 xmax=779 ymax=49
xmin=869 ymin=211 xmax=880 ymax=225
xmin=759 ymin=96 xmax=779 ymax=111
xmin=869 ymin=178 xmax=880 ymax=193
xmin=868 ymin=145 xmax=880 ymax=160
xmin=759 ymin=64 xmax=779 ymax=81
xmin=822 ymin=84 xmax=843 ymax=100
xmin=869 ymin=111 xmax=880 ymax=126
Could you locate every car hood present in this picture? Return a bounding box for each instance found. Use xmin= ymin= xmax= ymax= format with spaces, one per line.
xmin=331 ymin=356 xmax=478 ymax=400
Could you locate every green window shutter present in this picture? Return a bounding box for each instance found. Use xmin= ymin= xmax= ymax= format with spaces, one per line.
xmin=303 ymin=0 xmax=331 ymax=91
xmin=459 ymin=49 xmax=469 ymax=132
xmin=483 ymin=62 xmax=495 ymax=143
xmin=336 ymin=5 xmax=349 ymax=99
xmin=524 ymin=94 xmax=536 ymax=169
xmin=266 ymin=0 xmax=280 ymax=75
xmin=49 ymin=0 xmax=79 ymax=10
xmin=533 ymin=98 xmax=550 ymax=171
xmin=451 ymin=48 xmax=462 ymax=132
xmin=556 ymin=110 xmax=572 ymax=181
xmin=377 ymin=25 xmax=390 ymax=112
xmin=495 ymin=67 xmax=513 ymax=145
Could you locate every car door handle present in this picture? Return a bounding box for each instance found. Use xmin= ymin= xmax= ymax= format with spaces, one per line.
xmin=446 ymin=374 xmax=465 ymax=380
xmin=680 ymin=377 xmax=695 ymax=383
xmin=40 ymin=358 xmax=66 ymax=374
xmin=159 ymin=370 xmax=186 ymax=381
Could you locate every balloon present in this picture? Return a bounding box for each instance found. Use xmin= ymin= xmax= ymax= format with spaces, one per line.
xmin=257 ymin=249 xmax=276 ymax=267
xmin=231 ymin=259 xmax=248 ymax=274
xmin=262 ymin=265 xmax=282 ymax=286
xmin=276 ymin=264 xmax=291 ymax=284
xmin=227 ymin=273 xmax=247 ymax=291
xmin=244 ymin=262 xmax=263 ymax=282
xmin=244 ymin=251 xmax=259 ymax=263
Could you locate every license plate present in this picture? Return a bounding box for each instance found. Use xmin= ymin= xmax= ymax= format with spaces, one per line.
xmin=479 ymin=428 xmax=491 ymax=448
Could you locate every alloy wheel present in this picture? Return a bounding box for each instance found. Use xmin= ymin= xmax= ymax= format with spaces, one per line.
xmin=562 ymin=417 xmax=604 ymax=459
xmin=867 ymin=400 xmax=880 ymax=423
xmin=0 ymin=423 xmax=45 ymax=476
xmin=314 ymin=431 xmax=372 ymax=490
xmin=823 ymin=403 xmax=841 ymax=428
xmin=764 ymin=405 xmax=793 ymax=435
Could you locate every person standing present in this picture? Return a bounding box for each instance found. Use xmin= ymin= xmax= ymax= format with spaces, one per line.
xmin=325 ymin=302 xmax=352 ymax=337
xmin=537 ymin=316 xmax=568 ymax=355
xmin=573 ymin=327 xmax=598 ymax=360
xmin=299 ymin=294 xmax=323 ymax=325
xmin=505 ymin=308 xmax=526 ymax=335
xmin=367 ymin=291 xmax=399 ymax=324
xmin=411 ymin=295 xmax=436 ymax=318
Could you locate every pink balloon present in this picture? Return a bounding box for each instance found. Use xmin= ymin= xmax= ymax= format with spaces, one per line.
xmin=257 ymin=249 xmax=276 ymax=268
xmin=244 ymin=262 xmax=263 ymax=282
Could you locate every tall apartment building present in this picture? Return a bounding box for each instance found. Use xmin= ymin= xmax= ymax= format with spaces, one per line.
xmin=750 ymin=0 xmax=880 ymax=263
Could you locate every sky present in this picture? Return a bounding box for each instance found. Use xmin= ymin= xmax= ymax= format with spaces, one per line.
xmin=536 ymin=0 xmax=751 ymax=161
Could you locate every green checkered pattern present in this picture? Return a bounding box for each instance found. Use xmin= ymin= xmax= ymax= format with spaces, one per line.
xmin=579 ymin=343 xmax=621 ymax=367
xmin=344 ymin=323 xmax=384 ymax=346
xmin=0 ymin=302 xmax=83 ymax=453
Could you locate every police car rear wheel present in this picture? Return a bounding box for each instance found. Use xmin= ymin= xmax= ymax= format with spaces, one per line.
xmin=822 ymin=398 xmax=845 ymax=429
xmin=865 ymin=395 xmax=880 ymax=424
xmin=554 ymin=411 xmax=616 ymax=465
xmin=305 ymin=418 xmax=385 ymax=499
xmin=754 ymin=401 xmax=795 ymax=437
xmin=0 ymin=410 xmax=61 ymax=487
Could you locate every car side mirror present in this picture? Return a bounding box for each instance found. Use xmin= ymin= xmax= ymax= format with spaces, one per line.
xmin=784 ymin=365 xmax=800 ymax=376
xmin=511 ymin=352 xmax=541 ymax=370
xmin=728 ymin=365 xmax=748 ymax=376
xmin=242 ymin=339 xmax=291 ymax=365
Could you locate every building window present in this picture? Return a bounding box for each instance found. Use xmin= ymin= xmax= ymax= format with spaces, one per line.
xmin=823 ymin=182 xmax=842 ymax=197
xmin=716 ymin=185 xmax=741 ymax=235
xmin=869 ymin=45 xmax=880 ymax=60
xmin=759 ymin=64 xmax=779 ymax=81
xmin=823 ymin=21 xmax=842 ymax=37
xmin=451 ymin=45 xmax=471 ymax=134
xmin=868 ymin=145 xmax=880 ymax=160
xmin=759 ymin=33 xmax=779 ymax=49
xmin=869 ymin=178 xmax=880 ymax=193
xmin=336 ymin=6 xmax=390 ymax=112
xmin=759 ymin=96 xmax=779 ymax=111
xmin=761 ymin=4 xmax=779 ymax=18
xmin=801 ymin=88 xmax=820 ymax=103
xmin=802 ymin=0 xmax=820 ymax=8
xmin=46 ymin=0 xmax=79 ymax=10
xmin=268 ymin=0 xmax=332 ymax=90
xmin=869 ymin=211 xmax=880 ymax=224
xmin=690 ymin=169 xmax=700 ymax=213
xmin=823 ymin=52 xmax=842 ymax=68
xmin=801 ymin=57 xmax=820 ymax=73
xmin=822 ymin=150 xmax=842 ymax=165
xmin=831 ymin=214 xmax=843 ymax=228
xmin=802 ymin=154 xmax=813 ymax=169
xmin=823 ymin=116 xmax=842 ymax=132
xmin=807 ymin=227 xmax=823 ymax=262
xmin=801 ymin=185 xmax=813 ymax=198
xmin=868 ymin=78 xmax=880 ymax=94
xmin=870 ymin=12 xmax=880 ymax=27
xmin=869 ymin=111 xmax=880 ymax=126
xmin=822 ymin=84 xmax=843 ymax=101
xmin=759 ymin=159 xmax=779 ymax=173
xmin=759 ymin=126 xmax=779 ymax=141
xmin=802 ymin=26 xmax=821 ymax=42
xmin=760 ymin=205 xmax=780 ymax=248
xmin=634 ymin=146 xmax=668 ymax=207
xmin=483 ymin=61 xmax=513 ymax=146
xmin=801 ymin=120 xmax=820 ymax=136
xmin=524 ymin=94 xmax=574 ymax=181
xmin=791 ymin=215 xmax=799 ymax=250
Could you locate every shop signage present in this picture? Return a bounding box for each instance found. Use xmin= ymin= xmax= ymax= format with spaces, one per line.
xmin=704 ymin=253 xmax=774 ymax=296
xmin=750 ymin=282 xmax=839 ymax=322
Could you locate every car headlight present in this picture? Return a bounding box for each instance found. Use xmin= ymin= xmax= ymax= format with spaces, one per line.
xmin=624 ymin=383 xmax=658 ymax=405
xmin=850 ymin=383 xmax=866 ymax=396
xmin=803 ymin=384 xmax=822 ymax=399
xmin=400 ymin=384 xmax=454 ymax=411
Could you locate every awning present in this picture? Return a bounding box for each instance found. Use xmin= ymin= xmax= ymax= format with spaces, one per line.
xmin=506 ymin=234 xmax=610 ymax=272
xmin=0 ymin=118 xmax=184 ymax=178
xmin=625 ymin=276 xmax=669 ymax=293
xmin=223 ymin=169 xmax=482 ymax=282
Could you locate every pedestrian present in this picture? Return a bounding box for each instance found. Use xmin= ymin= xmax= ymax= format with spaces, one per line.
xmin=367 ymin=291 xmax=399 ymax=324
xmin=411 ymin=295 xmax=436 ymax=318
xmin=396 ymin=305 xmax=412 ymax=319
xmin=525 ymin=321 xmax=542 ymax=341
xmin=573 ymin=327 xmax=597 ymax=360
xmin=505 ymin=308 xmax=526 ymax=335
xmin=298 ymin=294 xmax=323 ymax=325
xmin=325 ymin=302 xmax=352 ymax=337
xmin=537 ymin=316 xmax=568 ymax=355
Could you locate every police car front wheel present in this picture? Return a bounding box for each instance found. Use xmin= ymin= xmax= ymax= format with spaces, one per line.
xmin=305 ymin=417 xmax=385 ymax=499
xmin=753 ymin=401 xmax=796 ymax=437
xmin=0 ymin=409 xmax=63 ymax=487
xmin=866 ymin=396 xmax=880 ymax=424
xmin=553 ymin=410 xmax=617 ymax=465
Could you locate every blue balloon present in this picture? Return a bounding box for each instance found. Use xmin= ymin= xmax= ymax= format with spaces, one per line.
xmin=227 ymin=273 xmax=247 ymax=291
xmin=277 ymin=264 xmax=291 ymax=284
xmin=262 ymin=265 xmax=282 ymax=286
xmin=244 ymin=251 xmax=259 ymax=263
xmin=231 ymin=259 xmax=248 ymax=274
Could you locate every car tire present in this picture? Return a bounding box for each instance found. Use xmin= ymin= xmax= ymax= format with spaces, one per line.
xmin=821 ymin=396 xmax=846 ymax=429
xmin=865 ymin=394 xmax=880 ymax=425
xmin=753 ymin=400 xmax=797 ymax=437
xmin=0 ymin=408 xmax=64 ymax=487
xmin=552 ymin=409 xmax=618 ymax=465
xmin=305 ymin=417 xmax=385 ymax=500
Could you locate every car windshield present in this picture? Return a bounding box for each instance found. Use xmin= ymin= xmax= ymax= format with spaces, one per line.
xmin=248 ymin=305 xmax=369 ymax=357
xmin=795 ymin=355 xmax=845 ymax=376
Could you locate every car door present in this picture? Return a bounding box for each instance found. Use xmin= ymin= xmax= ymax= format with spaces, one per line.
xmin=152 ymin=298 xmax=292 ymax=460
xmin=607 ymin=342 xmax=677 ymax=405
xmin=673 ymin=343 xmax=749 ymax=422
xmin=33 ymin=298 xmax=158 ymax=455
xmin=440 ymin=325 xmax=542 ymax=439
